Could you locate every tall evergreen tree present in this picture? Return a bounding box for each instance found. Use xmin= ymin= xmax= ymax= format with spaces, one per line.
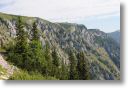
xmin=44 ymin=41 xmax=52 ymax=76
xmin=15 ymin=17 xmax=28 ymax=54
xmin=77 ymin=51 xmax=90 ymax=80
xmin=30 ymin=21 xmax=46 ymax=72
xmin=69 ymin=50 xmax=78 ymax=80
xmin=31 ymin=22 xmax=40 ymax=41
xmin=60 ymin=60 xmax=69 ymax=80
xmin=51 ymin=47 xmax=60 ymax=77
xmin=15 ymin=17 xmax=29 ymax=68
xmin=7 ymin=17 xmax=30 ymax=69
xmin=52 ymin=48 xmax=60 ymax=67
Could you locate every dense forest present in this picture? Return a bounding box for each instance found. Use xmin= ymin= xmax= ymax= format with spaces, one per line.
xmin=5 ymin=17 xmax=90 ymax=80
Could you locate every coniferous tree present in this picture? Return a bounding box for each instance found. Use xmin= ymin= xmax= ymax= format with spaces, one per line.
xmin=77 ymin=51 xmax=90 ymax=80
xmin=60 ymin=60 xmax=69 ymax=80
xmin=31 ymin=22 xmax=39 ymax=41
xmin=52 ymin=48 xmax=60 ymax=67
xmin=30 ymin=21 xmax=46 ymax=72
xmin=44 ymin=41 xmax=52 ymax=76
xmin=15 ymin=17 xmax=28 ymax=54
xmin=69 ymin=50 xmax=78 ymax=80
xmin=8 ymin=17 xmax=30 ymax=69
xmin=51 ymin=47 xmax=60 ymax=77
xmin=15 ymin=17 xmax=29 ymax=68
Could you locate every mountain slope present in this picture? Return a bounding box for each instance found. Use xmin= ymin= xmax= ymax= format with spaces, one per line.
xmin=108 ymin=30 xmax=120 ymax=44
xmin=0 ymin=54 xmax=17 ymax=80
xmin=0 ymin=12 xmax=120 ymax=80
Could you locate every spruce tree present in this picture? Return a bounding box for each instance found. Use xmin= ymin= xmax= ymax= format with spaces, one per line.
xmin=51 ymin=47 xmax=60 ymax=77
xmin=44 ymin=41 xmax=52 ymax=76
xmin=52 ymin=48 xmax=60 ymax=67
xmin=69 ymin=50 xmax=78 ymax=80
xmin=60 ymin=60 xmax=69 ymax=80
xmin=77 ymin=51 xmax=90 ymax=80
xmin=15 ymin=17 xmax=28 ymax=54
xmin=30 ymin=21 xmax=46 ymax=72
xmin=15 ymin=17 xmax=29 ymax=68
xmin=7 ymin=17 xmax=30 ymax=69
xmin=31 ymin=22 xmax=39 ymax=41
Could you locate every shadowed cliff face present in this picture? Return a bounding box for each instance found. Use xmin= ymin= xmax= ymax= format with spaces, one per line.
xmin=108 ymin=30 xmax=120 ymax=44
xmin=0 ymin=12 xmax=120 ymax=80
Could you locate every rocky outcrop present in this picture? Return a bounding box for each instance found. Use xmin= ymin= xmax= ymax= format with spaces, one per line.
xmin=0 ymin=54 xmax=17 ymax=80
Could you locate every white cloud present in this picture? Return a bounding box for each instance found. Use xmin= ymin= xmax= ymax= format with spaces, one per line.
xmin=0 ymin=0 xmax=120 ymax=22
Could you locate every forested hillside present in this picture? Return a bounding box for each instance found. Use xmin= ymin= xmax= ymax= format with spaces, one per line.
xmin=0 ymin=12 xmax=120 ymax=80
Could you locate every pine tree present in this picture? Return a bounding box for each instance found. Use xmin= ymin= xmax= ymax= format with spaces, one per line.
xmin=69 ymin=50 xmax=78 ymax=80
xmin=51 ymin=47 xmax=60 ymax=77
xmin=60 ymin=60 xmax=69 ymax=80
xmin=15 ymin=17 xmax=30 ymax=68
xmin=77 ymin=51 xmax=90 ymax=80
xmin=31 ymin=22 xmax=39 ymax=41
xmin=7 ymin=17 xmax=30 ymax=69
xmin=44 ymin=41 xmax=52 ymax=76
xmin=52 ymin=48 xmax=60 ymax=67
xmin=15 ymin=17 xmax=28 ymax=54
xmin=30 ymin=21 xmax=46 ymax=72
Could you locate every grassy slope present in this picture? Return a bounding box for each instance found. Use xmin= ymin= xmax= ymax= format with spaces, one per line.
xmin=10 ymin=69 xmax=57 ymax=80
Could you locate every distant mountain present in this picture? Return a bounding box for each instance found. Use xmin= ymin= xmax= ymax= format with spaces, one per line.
xmin=108 ymin=30 xmax=120 ymax=44
xmin=0 ymin=12 xmax=120 ymax=80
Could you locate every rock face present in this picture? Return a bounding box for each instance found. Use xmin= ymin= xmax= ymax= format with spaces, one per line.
xmin=0 ymin=12 xmax=120 ymax=80
xmin=108 ymin=30 xmax=120 ymax=44
xmin=0 ymin=54 xmax=17 ymax=80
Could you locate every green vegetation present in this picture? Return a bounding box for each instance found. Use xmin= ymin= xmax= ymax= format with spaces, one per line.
xmin=10 ymin=69 xmax=57 ymax=80
xmin=77 ymin=52 xmax=90 ymax=80
xmin=6 ymin=18 xmax=91 ymax=80
xmin=6 ymin=17 xmax=69 ymax=80
xmin=44 ymin=42 xmax=52 ymax=76
xmin=0 ymin=65 xmax=7 ymax=74
xmin=0 ymin=12 xmax=120 ymax=80
xmin=7 ymin=18 xmax=46 ymax=74
xmin=59 ymin=60 xmax=69 ymax=80
xmin=29 ymin=21 xmax=46 ymax=72
xmin=7 ymin=17 xmax=30 ymax=69
xmin=51 ymin=47 xmax=61 ymax=78
xmin=0 ymin=13 xmax=16 ymax=20
xmin=69 ymin=50 xmax=78 ymax=80
xmin=4 ymin=17 xmax=106 ymax=80
xmin=0 ymin=65 xmax=7 ymax=80
xmin=52 ymin=48 xmax=60 ymax=67
xmin=0 ymin=48 xmax=6 ymax=52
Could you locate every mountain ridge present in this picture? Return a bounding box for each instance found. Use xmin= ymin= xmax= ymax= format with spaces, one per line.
xmin=0 ymin=12 xmax=120 ymax=80
xmin=108 ymin=30 xmax=120 ymax=44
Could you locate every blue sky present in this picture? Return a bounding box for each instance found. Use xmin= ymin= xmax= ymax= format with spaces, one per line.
xmin=76 ymin=13 xmax=120 ymax=32
xmin=0 ymin=0 xmax=120 ymax=33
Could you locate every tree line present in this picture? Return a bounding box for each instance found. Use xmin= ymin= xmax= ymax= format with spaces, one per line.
xmin=7 ymin=17 xmax=90 ymax=80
